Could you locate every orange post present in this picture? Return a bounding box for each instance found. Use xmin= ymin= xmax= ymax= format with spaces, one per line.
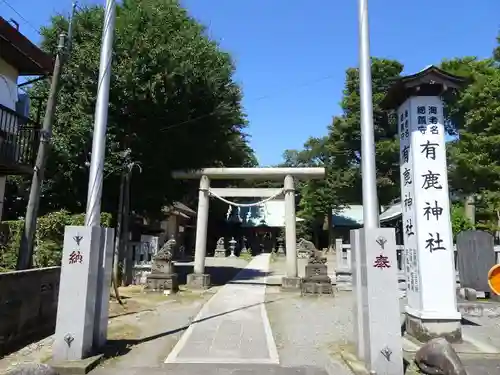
xmin=487 ymin=264 xmax=500 ymax=295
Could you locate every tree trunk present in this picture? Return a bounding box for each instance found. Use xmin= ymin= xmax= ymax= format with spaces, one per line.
xmin=464 ymin=195 xmax=476 ymax=226
xmin=327 ymin=210 xmax=334 ymax=252
xmin=111 ymin=171 xmax=126 ymax=304
xmin=120 ymin=169 xmax=132 ymax=286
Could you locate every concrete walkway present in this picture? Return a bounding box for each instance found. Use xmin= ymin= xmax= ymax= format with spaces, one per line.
xmin=165 ymin=254 xmax=279 ymax=364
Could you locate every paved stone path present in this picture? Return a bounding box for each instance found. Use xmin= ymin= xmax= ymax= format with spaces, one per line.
xmin=165 ymin=254 xmax=279 ymax=365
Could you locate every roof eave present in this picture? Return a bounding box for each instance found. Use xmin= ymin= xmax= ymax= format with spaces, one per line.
xmin=0 ymin=17 xmax=54 ymax=75
xmin=381 ymin=65 xmax=467 ymax=110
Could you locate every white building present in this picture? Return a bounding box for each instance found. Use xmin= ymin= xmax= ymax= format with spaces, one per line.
xmin=0 ymin=17 xmax=53 ymax=218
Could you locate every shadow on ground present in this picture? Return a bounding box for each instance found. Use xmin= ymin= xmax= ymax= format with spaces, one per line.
xmin=101 ymin=299 xmax=279 ymax=360
xmin=173 ymin=264 xmax=268 ymax=286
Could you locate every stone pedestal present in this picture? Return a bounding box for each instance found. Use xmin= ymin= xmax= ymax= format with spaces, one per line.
xmin=145 ymin=273 xmax=179 ymax=293
xmin=276 ymin=244 xmax=285 ymax=256
xmin=187 ymin=273 xmax=210 ymax=289
xmin=229 ymin=237 xmax=237 ymax=257
xmin=53 ymin=226 xmax=102 ymax=361
xmin=214 ymin=248 xmax=226 ymax=257
xmin=145 ymin=239 xmax=179 ymax=293
xmin=405 ymin=314 xmax=461 ymax=343
xmin=281 ymin=276 xmax=301 ymax=291
xmin=352 ymin=227 xmax=403 ymax=375
xmin=301 ymin=263 xmax=333 ymax=295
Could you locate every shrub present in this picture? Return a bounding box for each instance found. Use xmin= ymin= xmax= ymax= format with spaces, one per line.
xmin=451 ymin=204 xmax=474 ymax=239
xmin=0 ymin=210 xmax=112 ymax=271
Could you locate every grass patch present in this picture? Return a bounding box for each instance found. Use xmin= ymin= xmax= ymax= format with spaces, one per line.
xmin=107 ymin=323 xmax=141 ymax=341
xmin=169 ymin=288 xmax=207 ymax=303
xmin=239 ymin=252 xmax=253 ymax=262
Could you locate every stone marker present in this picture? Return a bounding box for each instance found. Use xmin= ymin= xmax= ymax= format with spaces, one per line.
xmin=240 ymin=236 xmax=249 ymax=255
xmin=382 ymin=66 xmax=464 ymax=342
xmin=229 ymin=237 xmax=237 ymax=257
xmin=53 ymin=226 xmax=102 ymax=361
xmin=276 ymin=236 xmax=285 ymax=256
xmin=214 ymin=237 xmax=226 ymax=257
xmin=301 ymin=248 xmax=333 ymax=295
xmin=350 ymin=229 xmax=365 ymax=360
xmin=335 ymin=238 xmax=352 ymax=274
xmin=93 ymin=227 xmax=114 ymax=349
xmin=456 ymin=230 xmax=495 ymax=294
xmin=415 ymin=337 xmax=467 ymax=375
xmin=145 ymin=238 xmax=179 ymax=293
xmin=351 ymin=227 xmax=403 ymax=375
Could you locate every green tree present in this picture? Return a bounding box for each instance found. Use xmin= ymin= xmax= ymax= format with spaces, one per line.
xmin=326 ymin=58 xmax=404 ymax=206
xmin=440 ymin=57 xmax=500 ymax=199
xmin=6 ymin=0 xmax=255 ymax=220
xmin=281 ymin=136 xmax=348 ymax=248
xmin=450 ymin=204 xmax=474 ymax=239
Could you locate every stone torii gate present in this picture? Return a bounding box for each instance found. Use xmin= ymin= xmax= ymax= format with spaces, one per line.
xmin=172 ymin=167 xmax=325 ymax=289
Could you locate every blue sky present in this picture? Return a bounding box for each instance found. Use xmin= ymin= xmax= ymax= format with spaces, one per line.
xmin=1 ymin=0 xmax=499 ymax=166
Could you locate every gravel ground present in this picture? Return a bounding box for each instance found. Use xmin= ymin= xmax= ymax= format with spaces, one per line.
xmin=0 ymin=290 xmax=214 ymax=375
xmin=94 ymin=293 xmax=213 ymax=371
xmin=0 ymin=256 xmax=252 ymax=374
xmin=265 ymin=255 xmax=353 ymax=375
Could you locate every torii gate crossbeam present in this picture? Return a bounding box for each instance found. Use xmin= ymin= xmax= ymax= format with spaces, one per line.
xmin=172 ymin=167 xmax=325 ymax=290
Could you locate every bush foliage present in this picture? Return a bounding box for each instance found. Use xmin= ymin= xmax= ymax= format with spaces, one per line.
xmin=0 ymin=210 xmax=111 ymax=271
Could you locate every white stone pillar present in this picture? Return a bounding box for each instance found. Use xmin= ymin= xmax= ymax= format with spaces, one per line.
xmin=398 ymin=95 xmax=461 ymax=341
xmin=188 ymin=175 xmax=211 ymax=288
xmin=346 ymin=247 xmax=352 ymax=272
xmin=282 ymin=175 xmax=300 ymax=289
xmin=93 ymin=227 xmax=114 ymax=349
xmin=352 ymin=227 xmax=403 ymax=374
xmin=53 ymin=226 xmax=102 ymax=361
xmin=284 ymin=175 xmax=297 ymax=277
xmin=335 ymin=238 xmax=344 ymax=269
xmin=350 ymin=229 xmax=364 ymax=360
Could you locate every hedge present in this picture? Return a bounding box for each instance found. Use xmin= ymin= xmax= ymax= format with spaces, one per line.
xmin=0 ymin=210 xmax=112 ymax=271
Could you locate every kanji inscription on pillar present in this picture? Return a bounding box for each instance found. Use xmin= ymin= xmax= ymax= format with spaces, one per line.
xmin=69 ymin=250 xmax=83 ymax=264
xmin=398 ymin=95 xmax=456 ymax=315
xmin=373 ymin=254 xmax=391 ymax=269
xmin=398 ymin=100 xmax=420 ymax=305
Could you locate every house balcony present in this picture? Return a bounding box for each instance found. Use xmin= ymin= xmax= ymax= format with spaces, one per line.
xmin=0 ymin=103 xmax=40 ymax=175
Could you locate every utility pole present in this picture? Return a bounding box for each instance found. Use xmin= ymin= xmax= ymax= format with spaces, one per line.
xmin=120 ymin=163 xmax=132 ymax=286
xmin=120 ymin=157 xmax=142 ymax=286
xmin=85 ymin=0 xmax=116 ymax=227
xmin=112 ymin=148 xmax=130 ymax=286
xmin=358 ymin=0 xmax=379 ymax=229
xmin=112 ymin=170 xmax=126 ymax=284
xmin=17 ymin=3 xmax=77 ymax=270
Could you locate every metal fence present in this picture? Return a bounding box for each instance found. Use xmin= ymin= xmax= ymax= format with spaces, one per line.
xmin=0 ymin=103 xmax=39 ymax=170
xmin=334 ymin=238 xmax=500 ymax=281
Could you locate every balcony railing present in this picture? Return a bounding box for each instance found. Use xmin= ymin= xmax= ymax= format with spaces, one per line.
xmin=0 ymin=103 xmax=40 ymax=175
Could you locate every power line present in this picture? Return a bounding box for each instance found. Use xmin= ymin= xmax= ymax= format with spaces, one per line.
xmin=0 ymin=0 xmax=41 ymax=35
xmin=4 ymin=0 xmax=343 ymax=161
xmin=2 ymin=0 xmax=337 ymax=138
xmin=159 ymin=73 xmax=336 ymax=132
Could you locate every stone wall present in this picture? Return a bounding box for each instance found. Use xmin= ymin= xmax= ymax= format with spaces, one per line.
xmin=0 ymin=267 xmax=60 ymax=356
